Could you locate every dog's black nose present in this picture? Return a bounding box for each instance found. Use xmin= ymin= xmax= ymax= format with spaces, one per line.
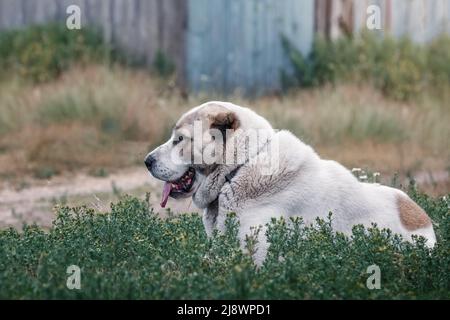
xmin=144 ymin=154 xmax=155 ymax=171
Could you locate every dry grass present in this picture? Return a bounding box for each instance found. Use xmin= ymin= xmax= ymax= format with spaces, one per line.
xmin=250 ymin=85 xmax=450 ymax=169
xmin=0 ymin=65 xmax=449 ymax=195
xmin=0 ymin=65 xmax=184 ymax=178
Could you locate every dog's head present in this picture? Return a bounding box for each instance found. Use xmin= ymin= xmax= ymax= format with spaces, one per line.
xmin=145 ymin=101 xmax=273 ymax=208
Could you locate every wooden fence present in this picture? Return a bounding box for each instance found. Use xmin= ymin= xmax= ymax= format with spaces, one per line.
xmin=0 ymin=0 xmax=187 ymax=79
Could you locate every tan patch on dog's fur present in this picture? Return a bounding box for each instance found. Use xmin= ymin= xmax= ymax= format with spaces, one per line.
xmin=397 ymin=195 xmax=431 ymax=231
xmin=175 ymin=103 xmax=241 ymax=132
xmin=209 ymin=112 xmax=240 ymax=131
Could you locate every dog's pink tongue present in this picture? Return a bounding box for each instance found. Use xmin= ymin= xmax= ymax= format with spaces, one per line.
xmin=160 ymin=182 xmax=172 ymax=208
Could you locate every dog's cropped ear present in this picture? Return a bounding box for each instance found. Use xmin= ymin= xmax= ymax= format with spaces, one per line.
xmin=209 ymin=112 xmax=240 ymax=133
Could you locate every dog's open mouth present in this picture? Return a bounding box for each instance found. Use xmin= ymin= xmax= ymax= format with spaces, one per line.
xmin=160 ymin=168 xmax=196 ymax=208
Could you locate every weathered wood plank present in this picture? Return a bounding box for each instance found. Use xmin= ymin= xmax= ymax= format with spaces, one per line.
xmin=0 ymin=0 xmax=185 ymax=76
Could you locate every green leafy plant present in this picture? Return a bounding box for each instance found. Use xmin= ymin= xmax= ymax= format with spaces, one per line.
xmin=0 ymin=189 xmax=448 ymax=299
xmin=153 ymin=49 xmax=175 ymax=78
xmin=0 ymin=24 xmax=121 ymax=83
xmin=282 ymin=32 xmax=450 ymax=100
xmin=33 ymin=166 xmax=59 ymax=180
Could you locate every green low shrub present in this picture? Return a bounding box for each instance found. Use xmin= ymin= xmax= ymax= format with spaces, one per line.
xmin=0 ymin=24 xmax=120 ymax=83
xmin=282 ymin=32 xmax=450 ymax=100
xmin=153 ymin=49 xmax=176 ymax=78
xmin=0 ymin=189 xmax=448 ymax=299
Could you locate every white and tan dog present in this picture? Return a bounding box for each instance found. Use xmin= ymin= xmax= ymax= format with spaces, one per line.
xmin=145 ymin=101 xmax=436 ymax=265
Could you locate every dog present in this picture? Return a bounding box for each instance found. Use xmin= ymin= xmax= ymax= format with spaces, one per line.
xmin=145 ymin=101 xmax=436 ymax=265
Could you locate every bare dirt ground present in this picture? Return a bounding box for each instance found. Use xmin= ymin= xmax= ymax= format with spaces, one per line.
xmin=0 ymin=167 xmax=197 ymax=229
xmin=0 ymin=166 xmax=448 ymax=229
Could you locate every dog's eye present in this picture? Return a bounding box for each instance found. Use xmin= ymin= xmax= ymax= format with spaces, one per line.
xmin=173 ymin=135 xmax=184 ymax=145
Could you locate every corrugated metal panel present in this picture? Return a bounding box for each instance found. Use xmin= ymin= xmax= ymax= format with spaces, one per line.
xmin=186 ymin=0 xmax=315 ymax=96
xmin=1 ymin=0 xmax=448 ymax=95
xmin=353 ymin=0 xmax=450 ymax=42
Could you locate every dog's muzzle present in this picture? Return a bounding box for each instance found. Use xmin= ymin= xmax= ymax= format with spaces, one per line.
xmin=144 ymin=154 xmax=155 ymax=172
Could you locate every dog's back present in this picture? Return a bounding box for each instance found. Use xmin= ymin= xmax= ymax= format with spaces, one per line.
xmin=224 ymin=130 xmax=436 ymax=250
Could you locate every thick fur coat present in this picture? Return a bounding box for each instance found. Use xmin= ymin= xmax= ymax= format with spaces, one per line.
xmin=146 ymin=102 xmax=436 ymax=265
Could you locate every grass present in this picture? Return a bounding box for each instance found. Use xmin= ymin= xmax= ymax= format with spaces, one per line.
xmin=282 ymin=32 xmax=450 ymax=101
xmin=0 ymin=24 xmax=119 ymax=83
xmin=0 ymin=65 xmax=180 ymax=176
xmin=0 ymin=66 xmax=449 ymax=195
xmin=0 ymin=189 xmax=448 ymax=299
xmin=0 ymin=25 xmax=448 ymax=195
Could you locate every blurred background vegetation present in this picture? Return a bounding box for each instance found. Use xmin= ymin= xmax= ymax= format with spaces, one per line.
xmin=0 ymin=0 xmax=449 ymax=228
xmin=0 ymin=24 xmax=449 ymax=193
xmin=282 ymin=32 xmax=450 ymax=100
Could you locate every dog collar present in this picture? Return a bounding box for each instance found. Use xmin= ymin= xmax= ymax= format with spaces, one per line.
xmin=224 ymin=137 xmax=272 ymax=183
xmin=225 ymin=165 xmax=243 ymax=183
